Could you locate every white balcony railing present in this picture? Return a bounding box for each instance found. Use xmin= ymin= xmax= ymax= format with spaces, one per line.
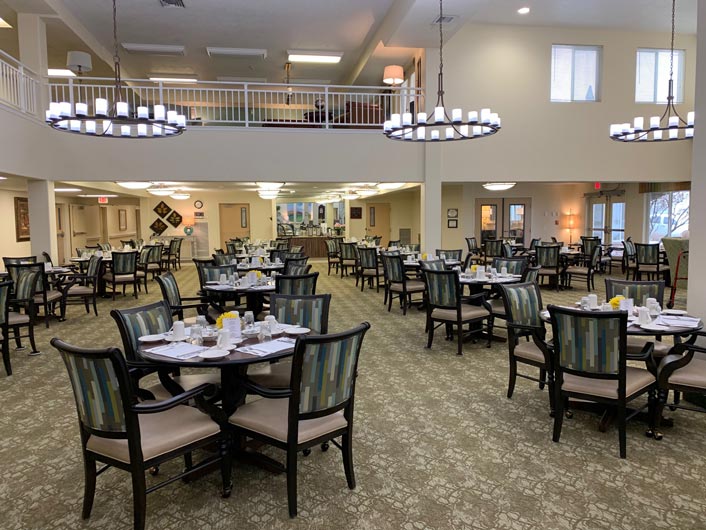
xmin=0 ymin=50 xmax=40 ymax=117
xmin=47 ymin=77 xmax=423 ymax=129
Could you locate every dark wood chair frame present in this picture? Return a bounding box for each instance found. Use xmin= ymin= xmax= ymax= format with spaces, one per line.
xmin=155 ymin=272 xmax=210 ymax=322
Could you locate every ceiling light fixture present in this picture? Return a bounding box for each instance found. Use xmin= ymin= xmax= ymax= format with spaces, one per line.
xmin=121 ymin=43 xmax=185 ymax=55
xmin=170 ymin=192 xmax=191 ymax=200
xmin=54 ymin=187 xmax=83 ymax=192
xmin=66 ymin=51 xmax=92 ymax=76
xmin=287 ymin=50 xmax=343 ymax=64
xmin=117 ymin=181 xmax=152 ymax=189
xmin=147 ymin=185 xmax=177 ymax=196
xmin=47 ymin=69 xmax=76 ymax=77
xmin=384 ymin=0 xmax=501 ymax=142
xmin=78 ymin=194 xmax=119 ymax=198
xmin=483 ymin=183 xmax=516 ymax=191
xmin=383 ymin=65 xmax=404 ymax=85
xmin=342 ymin=193 xmax=359 ymax=200
xmin=517 ymin=7 xmax=531 ymax=15
xmin=256 ymin=182 xmax=285 ymax=190
xmin=206 ymin=47 xmax=267 ymax=58
xmin=355 ymin=189 xmax=378 ymax=197
xmin=0 ymin=17 xmax=13 ymax=29
xmin=610 ymin=0 xmax=694 ymax=142
xmin=45 ymin=0 xmax=186 ymax=138
xmin=377 ymin=183 xmax=405 ymax=190
xmin=258 ymin=190 xmax=280 ymax=199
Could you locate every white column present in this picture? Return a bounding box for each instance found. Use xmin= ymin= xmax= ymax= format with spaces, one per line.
xmin=688 ymin=2 xmax=706 ymax=316
xmin=17 ymin=13 xmax=48 ymax=112
xmin=27 ymin=180 xmax=57 ymax=260
xmin=421 ymin=144 xmax=443 ymax=253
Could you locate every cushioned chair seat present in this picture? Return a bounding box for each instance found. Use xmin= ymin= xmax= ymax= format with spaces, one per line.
xmin=68 ymin=285 xmax=94 ymax=295
xmin=431 ymin=305 xmax=489 ymax=322
xmin=638 ymin=264 xmax=669 ymax=273
xmin=667 ymin=356 xmax=706 ymax=389
xmin=361 ymin=270 xmax=381 ymax=277
xmin=86 ymin=404 xmax=219 ymax=464
xmin=486 ymin=298 xmax=505 ymax=315
xmin=34 ymin=290 xmax=63 ymax=303
xmin=329 ymin=257 xmax=340 ymax=263
xmin=247 ymin=360 xmax=292 ymax=388
xmin=565 ymin=266 xmax=590 ymax=275
xmin=539 ymin=268 xmax=558 ymax=275
xmin=144 ymin=373 xmax=221 ymax=401
xmin=514 ymin=341 xmax=545 ymax=363
xmin=626 ymin=336 xmax=671 ymax=357
xmin=8 ymin=312 xmax=29 ymax=325
xmin=389 ymin=280 xmax=425 ymax=293
xmin=562 ymin=367 xmax=654 ymax=399
xmin=103 ymin=273 xmax=135 ymax=282
xmin=146 ymin=264 xmax=161 ymax=270
xmin=229 ymin=397 xmax=346 ymax=444
xmin=136 ymin=271 xmax=146 ymax=278
xmin=341 ymin=259 xmax=357 ymax=265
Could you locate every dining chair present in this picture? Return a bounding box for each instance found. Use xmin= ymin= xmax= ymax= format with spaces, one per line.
xmin=155 ymin=272 xmax=212 ymax=324
xmin=465 ymin=236 xmax=481 ymax=258
xmin=536 ymin=245 xmax=561 ymax=290
xmin=491 ymin=257 xmax=528 ymax=276
xmin=161 ymin=238 xmax=182 ymax=270
xmin=435 ymin=249 xmax=463 ymax=261
xmin=284 ymin=257 xmax=309 ymax=275
xmin=387 ymin=239 xmax=401 ymax=248
xmin=635 ymin=243 xmax=670 ymax=284
xmin=0 ymin=281 xmax=13 ymax=375
xmin=3 ymin=256 xmax=37 ymax=267
xmin=275 ymin=272 xmax=318 ymax=295
xmin=52 ymin=338 xmax=231 ymax=530
xmin=104 ymin=251 xmax=139 ymax=300
xmin=483 ymin=240 xmax=503 ymax=265
xmin=7 ymin=262 xmax=66 ymax=327
xmin=98 ymin=242 xmax=112 ymax=251
xmin=498 ymin=282 xmax=554 ymax=414
xmin=622 ymin=238 xmax=638 ymax=279
xmin=63 ymin=255 xmax=102 ymax=316
xmin=225 ymin=241 xmax=238 ymax=255
xmin=213 ymin=253 xmax=238 ymax=266
xmin=7 ymin=268 xmax=41 ymax=354
xmin=521 ymin=265 xmax=541 ymax=283
xmin=136 ymin=245 xmax=161 ymax=294
xmin=548 ymin=305 xmax=657 ymax=458
xmin=229 ymin=322 xmax=370 ymax=517
xmin=357 ymin=247 xmax=383 ymax=292
xmin=111 ymin=300 xmax=220 ymax=401
xmin=192 ymin=258 xmax=216 ymax=290
xmin=339 ymin=242 xmax=359 ymax=278
xmin=382 ymin=254 xmax=425 ymax=315
xmin=563 ymin=245 xmax=601 ymax=291
xmin=420 ymin=259 xmax=445 ymax=271
xmin=580 ymin=236 xmax=601 ymax=266
xmin=423 ymin=268 xmax=490 ymax=355
xmin=289 ymin=245 xmax=304 ymax=253
xmin=325 ymin=239 xmax=340 ymax=275
xmin=501 ymin=242 xmax=514 ymax=258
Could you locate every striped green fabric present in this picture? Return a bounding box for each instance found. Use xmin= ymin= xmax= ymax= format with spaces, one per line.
xmin=116 ymin=304 xmax=172 ymax=355
xmin=340 ymin=243 xmax=358 ymax=261
xmin=635 ymin=243 xmax=660 ymax=265
xmin=605 ymin=279 xmax=663 ymax=306
xmin=436 ymin=249 xmax=463 ymax=261
xmin=168 ymin=238 xmax=181 ymax=254
xmin=325 ymin=239 xmax=337 ymax=254
xmin=502 ymin=243 xmax=513 ymax=258
xmin=112 ymin=252 xmax=137 ymax=275
xmin=382 ymin=255 xmax=405 ymax=283
xmin=485 ymin=240 xmax=503 ymax=257
xmin=529 ymin=238 xmax=541 ymax=251
xmin=581 ymin=237 xmax=601 ymax=258
xmin=409 ymin=244 xmax=420 ymax=252
xmin=523 ymin=267 xmax=540 ymax=283
xmin=202 ymin=265 xmax=235 ymax=282
xmin=290 ymin=245 xmax=303 ymax=253
xmin=299 ymin=333 xmax=362 ymax=414
xmin=147 ymin=245 xmax=163 ymax=265
xmin=272 ymin=297 xmax=327 ymax=333
xmin=276 ymin=275 xmax=316 ymax=295
xmin=359 ymin=248 xmax=378 ymax=269
xmin=553 ymin=312 xmax=621 ymax=374
xmin=226 ymin=242 xmax=238 ymax=254
xmin=14 ymin=268 xmax=41 ymax=300
xmin=424 ymin=271 xmax=457 ymax=307
xmin=466 ymin=237 xmax=478 ymax=251
xmin=492 ymin=258 xmax=527 ymax=275
xmin=86 ymin=255 xmax=102 ymax=278
xmin=502 ymin=283 xmax=542 ymax=327
xmin=60 ymin=353 xmax=126 ymax=433
xmin=536 ymin=245 xmax=560 ymax=268
xmin=138 ymin=247 xmax=151 ymax=266
xmin=213 ymin=254 xmax=237 ymax=266
xmin=3 ymin=256 xmax=37 ymax=266
xmin=159 ymin=272 xmax=181 ymax=306
xmin=0 ymin=282 xmax=10 ymax=326
xmin=99 ymin=243 xmax=112 ymax=251
xmin=421 ymin=260 xmax=445 ymax=271
xmin=286 ymin=264 xmax=309 ymax=276
xmin=624 ymin=239 xmax=636 ymax=258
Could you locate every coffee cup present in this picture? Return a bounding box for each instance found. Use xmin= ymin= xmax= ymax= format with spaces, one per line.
xmin=172 ymin=321 xmax=186 ymax=340
xmin=619 ymin=298 xmax=634 ymax=313
xmin=500 ymin=267 xmax=508 ymax=277
xmin=601 ymin=303 xmax=613 ymax=312
xmin=580 ymin=297 xmax=590 ymax=310
xmin=264 ymin=315 xmax=277 ymax=332
xmin=219 ymin=274 xmax=227 ymax=284
xmin=216 ymin=329 xmax=231 ymax=348
xmin=587 ymin=294 xmax=598 ymax=309
xmin=638 ymin=307 xmax=651 ymax=325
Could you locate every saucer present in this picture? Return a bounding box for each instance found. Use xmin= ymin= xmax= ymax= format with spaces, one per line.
xmin=639 ymin=323 xmax=669 ymax=331
xmin=138 ymin=334 xmax=165 ymax=343
xmin=165 ymin=335 xmax=188 ymax=342
xmin=199 ymin=349 xmax=230 ymax=360
xmin=285 ymin=327 xmax=310 ymax=335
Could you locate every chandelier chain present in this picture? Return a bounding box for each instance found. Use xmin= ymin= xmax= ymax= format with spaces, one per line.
xmin=670 ymin=0 xmax=675 ymax=81
xmin=112 ymin=0 xmax=123 ymax=101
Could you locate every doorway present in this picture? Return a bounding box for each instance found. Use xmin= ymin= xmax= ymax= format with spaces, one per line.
xmin=56 ymin=204 xmax=66 ymax=264
xmin=365 ymin=203 xmax=391 ymax=243
xmin=587 ymin=194 xmax=625 ymax=245
xmin=219 ymin=203 xmax=251 ymax=245
xmin=475 ymin=198 xmax=531 ymax=245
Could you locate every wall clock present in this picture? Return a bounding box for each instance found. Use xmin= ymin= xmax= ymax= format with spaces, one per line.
xmin=447 ymin=208 xmax=458 ymax=218
xmin=194 ymin=200 xmax=203 ymax=209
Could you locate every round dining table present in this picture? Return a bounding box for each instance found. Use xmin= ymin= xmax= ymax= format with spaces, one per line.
xmin=203 ymin=282 xmax=275 ymax=315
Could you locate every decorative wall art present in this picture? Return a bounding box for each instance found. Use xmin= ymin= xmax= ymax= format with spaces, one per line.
xmin=447 ymin=219 xmax=458 ymax=229
xmin=166 ymin=210 xmax=183 ymax=228
xmin=350 ymin=207 xmax=362 ymax=220
xmin=150 ymin=218 xmax=168 ymax=235
xmin=118 ymin=209 xmax=127 ymax=231
xmin=14 ymin=197 xmax=30 ymax=242
xmin=153 ymin=201 xmax=171 ymax=218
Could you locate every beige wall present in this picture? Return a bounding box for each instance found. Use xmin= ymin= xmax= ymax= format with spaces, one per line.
xmin=347 ymin=188 xmax=421 ymax=243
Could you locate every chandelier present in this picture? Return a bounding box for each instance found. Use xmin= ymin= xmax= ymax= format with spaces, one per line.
xmin=45 ymin=0 xmax=186 ymax=138
xmin=383 ymin=0 xmax=500 ymax=142
xmin=610 ymin=0 xmax=694 ymax=142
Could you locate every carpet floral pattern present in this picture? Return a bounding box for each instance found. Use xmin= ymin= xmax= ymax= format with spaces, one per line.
xmin=0 ymin=261 xmax=704 ymax=530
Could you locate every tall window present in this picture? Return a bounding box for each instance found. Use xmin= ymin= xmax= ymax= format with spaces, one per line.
xmin=636 ymin=48 xmax=685 ymax=104
xmin=550 ymin=45 xmax=601 ymax=102
xmin=647 ymin=191 xmax=690 ymax=242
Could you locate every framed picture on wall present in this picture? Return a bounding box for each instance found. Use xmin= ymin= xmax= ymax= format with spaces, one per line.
xmin=447 ymin=219 xmax=458 ymax=229
xmin=14 ymin=197 xmax=30 ymax=242
xmin=350 ymin=207 xmax=362 ymax=220
xmin=118 ymin=209 xmax=127 ymax=231
xmin=447 ymin=208 xmax=458 ymax=218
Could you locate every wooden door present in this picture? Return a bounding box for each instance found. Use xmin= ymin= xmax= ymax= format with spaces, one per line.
xmin=56 ymin=204 xmax=66 ymax=264
xmin=366 ymin=203 xmax=391 ymax=243
xmin=475 ymin=198 xmax=502 ymax=243
xmin=219 ymin=203 xmax=251 ymax=244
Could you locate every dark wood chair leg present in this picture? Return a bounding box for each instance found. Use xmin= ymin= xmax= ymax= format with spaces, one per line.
xmin=552 ymin=387 xmax=564 ymax=443
xmin=456 ymin=321 xmax=463 ymax=355
xmin=131 ymin=468 xmax=147 ymax=530
xmin=538 ymin=368 xmax=546 ymax=390
xmin=2 ymin=336 xmax=11 ymax=376
xmin=342 ymin=430 xmax=356 ymax=489
xmin=618 ymin=404 xmax=627 ymax=458
xmin=82 ymin=454 xmax=97 ymax=519
xmin=286 ymin=446 xmax=298 ymax=518
xmin=426 ymin=317 xmax=434 ymax=348
xmin=507 ymin=356 xmax=517 ymax=398
xmin=28 ymin=322 xmax=38 ymax=353
xmin=220 ymin=436 xmax=233 ymax=498
xmin=84 ymin=299 xmax=90 ymax=314
xmin=93 ymin=295 xmax=98 ymax=316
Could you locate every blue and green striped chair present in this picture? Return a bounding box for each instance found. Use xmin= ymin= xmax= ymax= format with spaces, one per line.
xmin=564 ymin=244 xmax=601 ymax=291
xmin=339 ymin=242 xmax=359 ymax=278
xmin=64 ymin=255 xmax=102 ymax=316
xmin=51 ymin=338 xmax=231 ymax=530
xmin=325 ymin=239 xmax=340 ymax=276
xmin=522 ymin=265 xmax=541 ymax=283
xmin=136 ymin=244 xmax=163 ymax=294
xmin=0 ymin=281 xmax=13 ymax=375
xmin=483 ymin=239 xmax=503 ymax=264
xmin=548 ymin=305 xmax=657 ymax=458
xmin=491 ymin=257 xmax=527 ymax=277
xmin=7 ymin=267 xmax=41 ymax=354
xmin=382 ymin=253 xmax=425 ymax=315
xmin=357 ymin=247 xmax=382 ymax=292
xmin=229 ymin=321 xmax=370 ymax=518
xmin=103 ymin=250 xmax=138 ymax=300
xmin=213 ymin=253 xmax=238 ymax=266
xmin=536 ymin=245 xmax=561 ymax=290
xmin=498 ymin=282 xmax=553 ymax=413
xmin=155 ymin=272 xmax=210 ymax=324
xmin=275 ymin=272 xmax=318 ymax=295
xmin=635 ymin=242 xmax=670 ymax=283
xmin=435 ymin=249 xmax=463 ymax=262
xmin=420 ymin=259 xmax=445 ymax=272
xmin=284 ymin=256 xmax=309 ymax=275
xmin=422 ymin=268 xmax=490 ymax=355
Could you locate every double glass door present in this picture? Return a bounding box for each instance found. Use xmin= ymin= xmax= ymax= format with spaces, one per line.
xmin=588 ymin=196 xmax=625 ymax=244
xmin=475 ymin=198 xmax=531 ymax=245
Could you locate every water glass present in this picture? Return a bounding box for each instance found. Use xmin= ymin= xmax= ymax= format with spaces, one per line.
xmin=190 ymin=325 xmax=203 ymax=346
xmin=260 ymin=323 xmax=272 ymax=342
xmin=244 ymin=311 xmax=255 ymax=330
xmin=195 ymin=315 xmax=208 ymax=328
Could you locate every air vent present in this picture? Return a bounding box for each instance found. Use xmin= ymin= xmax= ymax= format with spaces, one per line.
xmin=159 ymin=0 xmax=185 ymax=7
xmin=432 ymin=14 xmax=457 ymax=25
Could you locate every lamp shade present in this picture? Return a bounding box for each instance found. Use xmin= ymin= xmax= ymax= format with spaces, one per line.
xmin=383 ymin=65 xmax=404 ymax=85
xmin=66 ymin=51 xmax=93 ymax=74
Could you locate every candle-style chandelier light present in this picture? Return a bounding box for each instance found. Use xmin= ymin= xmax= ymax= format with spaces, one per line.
xmin=610 ymin=0 xmax=694 ymax=142
xmin=45 ymin=0 xmax=186 ymax=138
xmin=383 ymin=0 xmax=500 ymax=142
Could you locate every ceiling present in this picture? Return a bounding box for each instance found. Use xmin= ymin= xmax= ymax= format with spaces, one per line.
xmin=0 ymin=0 xmax=697 ymax=86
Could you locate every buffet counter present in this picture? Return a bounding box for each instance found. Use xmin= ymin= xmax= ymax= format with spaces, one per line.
xmin=287 ymin=236 xmax=328 ymax=258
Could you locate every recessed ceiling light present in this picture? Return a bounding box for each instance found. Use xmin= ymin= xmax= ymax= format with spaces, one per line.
xmin=170 ymin=192 xmax=191 ymax=200
xmin=78 ymin=194 xmax=119 ymax=198
xmin=117 ymin=181 xmax=152 ymax=189
xmin=258 ymin=190 xmax=280 ymax=199
xmin=517 ymin=7 xmax=530 ymax=15
xmin=122 ymin=43 xmax=185 ymax=56
xmin=0 ymin=17 xmax=12 ymax=29
xmin=287 ymin=50 xmax=343 ymax=64
xmin=147 ymin=185 xmax=177 ymax=196
xmin=48 ymin=69 xmax=76 ymax=77
xmin=206 ymin=47 xmax=267 ymax=58
xmin=54 ymin=187 xmax=82 ymax=192
xmin=256 ymin=182 xmax=285 ymax=190
xmin=149 ymin=76 xmax=198 ymax=83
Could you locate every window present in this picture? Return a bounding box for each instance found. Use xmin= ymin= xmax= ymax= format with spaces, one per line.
xmin=551 ymin=45 xmax=601 ymax=102
xmin=636 ymin=48 xmax=685 ymax=104
xmin=646 ymin=191 xmax=689 ymax=242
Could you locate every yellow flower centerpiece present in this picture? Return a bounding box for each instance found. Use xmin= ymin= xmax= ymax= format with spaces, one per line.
xmin=256 ymin=271 xmax=262 ymax=279
xmin=609 ymin=295 xmax=625 ymax=310
xmin=471 ymin=264 xmax=478 ymax=272
xmin=216 ymin=311 xmax=238 ymax=329
xmin=422 ymin=253 xmax=428 ymax=260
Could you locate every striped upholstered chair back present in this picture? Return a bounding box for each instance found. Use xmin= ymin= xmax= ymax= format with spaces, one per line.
xmin=54 ymin=339 xmax=130 ymax=434
xmin=213 ymin=253 xmax=238 ymax=266
xmin=435 ymin=249 xmax=463 ymax=261
xmin=284 ymin=257 xmax=309 ymax=275
xmin=549 ymin=306 xmax=626 ymax=376
xmin=275 ymin=272 xmax=318 ymax=295
xmin=112 ymin=251 xmax=138 ymax=275
xmin=485 ymin=240 xmax=503 ymax=258
xmin=0 ymin=280 xmax=11 ymax=326
xmin=270 ymin=294 xmax=331 ymax=334
xmin=156 ymin=271 xmax=182 ymax=308
xmin=325 ymin=239 xmax=338 ymax=256
xmin=522 ymin=265 xmax=541 ymax=283
xmin=423 ymin=269 xmax=459 ymax=308
xmin=465 ymin=237 xmax=479 ymax=252
xmin=86 ymin=255 xmax=103 ymax=280
xmin=340 ymin=242 xmax=358 ymax=261
xmin=500 ymin=282 xmax=544 ymax=328
xmin=536 ymin=245 xmax=560 ymax=268
xmin=581 ymin=237 xmax=601 ymax=258
xmin=382 ymin=254 xmax=405 ymax=283
xmin=635 ymin=243 xmax=660 ymax=266
xmin=604 ymin=279 xmax=665 ymax=306
xmin=110 ymin=301 xmax=173 ymax=361
xmin=290 ymin=322 xmax=370 ymax=416
xmin=492 ymin=257 xmax=528 ymax=276
xmin=358 ymin=247 xmax=378 ymax=269
xmin=202 ymin=265 xmax=236 ymax=283
xmin=420 ymin=259 xmax=445 ymax=272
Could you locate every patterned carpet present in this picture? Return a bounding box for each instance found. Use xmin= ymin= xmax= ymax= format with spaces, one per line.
xmin=1 ymin=261 xmax=704 ymax=530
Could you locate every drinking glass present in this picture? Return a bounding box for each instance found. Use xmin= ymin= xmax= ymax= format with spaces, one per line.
xmin=190 ymin=325 xmax=203 ymax=346
xmin=195 ymin=315 xmax=208 ymax=328
xmin=260 ymin=324 xmax=272 ymax=342
xmin=244 ymin=311 xmax=255 ymax=330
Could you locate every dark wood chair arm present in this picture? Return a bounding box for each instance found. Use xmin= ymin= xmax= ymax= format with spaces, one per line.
xmin=132 ymin=383 xmax=214 ymax=413
xmin=657 ymin=343 xmax=706 ymax=387
xmin=242 ymin=378 xmax=292 ymax=399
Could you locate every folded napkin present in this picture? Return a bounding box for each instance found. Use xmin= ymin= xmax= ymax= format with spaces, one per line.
xmin=207 ymin=284 xmax=234 ymax=290
xmin=656 ymin=316 xmax=701 ymax=328
xmin=236 ymin=338 xmax=295 ymax=357
xmin=146 ymin=343 xmax=206 ymax=359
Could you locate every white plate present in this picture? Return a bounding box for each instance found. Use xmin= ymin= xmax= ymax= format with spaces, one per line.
xmin=199 ymin=349 xmax=230 ymax=360
xmin=285 ymin=327 xmax=310 ymax=335
xmin=662 ymin=309 xmax=687 ymax=316
xmin=138 ymin=334 xmax=165 ymax=343
xmin=165 ymin=335 xmax=188 ymax=342
xmin=639 ymin=323 xmax=670 ymax=332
